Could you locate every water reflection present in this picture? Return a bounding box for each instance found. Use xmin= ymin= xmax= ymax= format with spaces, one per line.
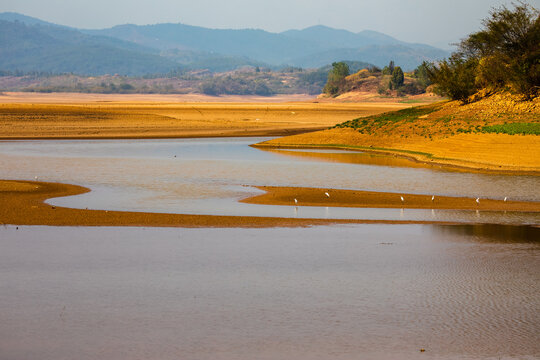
xmin=432 ymin=223 xmax=540 ymax=243
xmin=0 ymin=138 xmax=539 ymax=224
xmin=264 ymin=147 xmax=437 ymax=169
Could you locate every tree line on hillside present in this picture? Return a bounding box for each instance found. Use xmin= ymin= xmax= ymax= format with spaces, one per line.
xmin=426 ymin=2 xmax=539 ymax=101
xmin=323 ymin=60 xmax=431 ymax=97
xmin=322 ymin=2 xmax=538 ymax=101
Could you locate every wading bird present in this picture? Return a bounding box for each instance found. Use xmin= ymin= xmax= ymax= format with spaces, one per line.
xmin=325 ymin=192 xmax=330 ymax=197
xmin=476 ymin=197 xmax=480 ymax=204
xmin=431 ymin=195 xmax=435 ymax=202
xmin=400 ymin=196 xmax=405 ymax=203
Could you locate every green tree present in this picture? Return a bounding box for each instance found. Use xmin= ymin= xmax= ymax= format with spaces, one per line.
xmin=388 ymin=60 xmax=395 ymax=74
xmin=323 ymin=61 xmax=350 ymax=96
xmin=427 ymin=54 xmax=479 ymax=101
xmin=413 ymin=62 xmax=432 ymax=89
xmin=391 ymin=66 xmax=404 ymax=89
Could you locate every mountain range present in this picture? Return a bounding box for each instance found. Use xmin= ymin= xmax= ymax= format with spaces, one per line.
xmin=0 ymin=12 xmax=450 ymax=75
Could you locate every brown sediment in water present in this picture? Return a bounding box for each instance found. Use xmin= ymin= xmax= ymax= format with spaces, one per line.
xmin=1 ymin=180 xmax=538 ymax=228
xmin=0 ymin=180 xmax=462 ymax=228
xmin=241 ymin=186 xmax=540 ymax=212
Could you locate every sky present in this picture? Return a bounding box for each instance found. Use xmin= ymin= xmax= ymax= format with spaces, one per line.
xmin=1 ymin=0 xmax=538 ymax=49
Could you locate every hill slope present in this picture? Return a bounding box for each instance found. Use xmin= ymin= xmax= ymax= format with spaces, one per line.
xmin=0 ymin=12 xmax=450 ymax=74
xmin=0 ymin=20 xmax=178 ymax=75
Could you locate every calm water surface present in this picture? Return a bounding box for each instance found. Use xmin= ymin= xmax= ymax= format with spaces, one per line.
xmin=1 ymin=138 xmax=539 ymax=359
xmin=1 ymin=224 xmax=539 ymax=360
xmin=0 ymin=138 xmax=539 ymax=224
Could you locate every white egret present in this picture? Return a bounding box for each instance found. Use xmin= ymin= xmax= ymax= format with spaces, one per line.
xmin=476 ymin=197 xmax=480 ymax=204
xmin=431 ymin=195 xmax=435 ymax=202
xmin=325 ymin=192 xmax=330 ymax=197
xmin=400 ymin=196 xmax=404 ymax=202
xmin=294 ymin=198 xmax=298 ymax=205
xmin=504 ymin=197 xmax=507 ymax=202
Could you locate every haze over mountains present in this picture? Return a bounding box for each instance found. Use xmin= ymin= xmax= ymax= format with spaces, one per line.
xmin=0 ymin=12 xmax=449 ymax=75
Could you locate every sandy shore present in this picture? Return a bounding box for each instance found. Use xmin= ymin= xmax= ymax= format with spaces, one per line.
xmin=0 ymin=92 xmax=411 ymax=140
xmin=1 ymin=180 xmax=538 ymax=228
xmin=242 ymin=186 xmax=540 ymax=211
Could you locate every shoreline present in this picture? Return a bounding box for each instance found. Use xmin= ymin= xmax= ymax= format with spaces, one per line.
xmin=252 ymin=142 xmax=540 ymax=176
xmin=253 ymin=127 xmax=540 ymax=175
xmin=1 ymin=180 xmax=538 ymax=228
xmin=0 ymin=127 xmax=326 ymax=141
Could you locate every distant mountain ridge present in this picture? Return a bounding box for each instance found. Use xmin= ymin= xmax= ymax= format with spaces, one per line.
xmin=0 ymin=12 xmax=450 ymax=75
xmin=0 ymin=20 xmax=177 ymax=75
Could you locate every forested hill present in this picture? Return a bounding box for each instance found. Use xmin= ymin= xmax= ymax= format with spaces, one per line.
xmin=0 ymin=20 xmax=178 ymax=75
xmin=88 ymin=23 xmax=449 ymax=69
xmin=0 ymin=12 xmax=449 ymax=75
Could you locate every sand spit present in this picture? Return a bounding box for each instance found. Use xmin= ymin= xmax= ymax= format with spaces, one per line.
xmin=242 ymin=186 xmax=540 ymax=212
xmin=2 ymin=180 xmax=539 ymax=228
xmin=0 ymin=180 xmax=464 ymax=228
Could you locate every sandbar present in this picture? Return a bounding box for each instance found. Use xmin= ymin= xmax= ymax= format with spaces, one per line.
xmin=2 ymin=180 xmax=539 ymax=228
xmin=0 ymin=180 xmax=462 ymax=228
xmin=242 ymin=186 xmax=540 ymax=211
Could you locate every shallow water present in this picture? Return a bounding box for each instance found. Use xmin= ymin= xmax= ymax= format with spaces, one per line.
xmin=0 ymin=138 xmax=539 ymax=224
xmin=1 ymin=138 xmax=539 ymax=359
xmin=1 ymin=224 xmax=538 ymax=360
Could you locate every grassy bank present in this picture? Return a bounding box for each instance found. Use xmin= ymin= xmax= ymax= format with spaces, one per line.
xmin=255 ymin=94 xmax=540 ymax=173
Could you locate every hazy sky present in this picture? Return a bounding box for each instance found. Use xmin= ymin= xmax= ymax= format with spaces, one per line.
xmin=1 ymin=0 xmax=538 ymax=48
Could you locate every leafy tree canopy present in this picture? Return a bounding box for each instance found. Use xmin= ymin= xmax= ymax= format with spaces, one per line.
xmin=323 ymin=61 xmax=350 ymax=96
xmin=427 ymin=2 xmax=539 ymax=101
